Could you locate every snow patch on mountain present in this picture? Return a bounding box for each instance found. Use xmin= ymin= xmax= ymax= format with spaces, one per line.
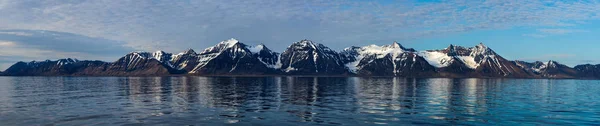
xmin=457 ymin=56 xmax=478 ymax=69
xmin=343 ymin=43 xmax=410 ymax=73
xmin=248 ymin=44 xmax=264 ymax=54
xmin=419 ymin=51 xmax=452 ymax=68
xmin=284 ymin=66 xmax=297 ymax=72
xmin=534 ymin=64 xmax=546 ymax=73
xmin=418 ymin=43 xmax=499 ymax=69
xmin=260 ymin=57 xmax=282 ymax=69
xmin=359 ymin=44 xmax=405 ymax=58
xmin=57 ymin=58 xmax=79 ymax=66
xmin=222 ymin=38 xmax=240 ymax=48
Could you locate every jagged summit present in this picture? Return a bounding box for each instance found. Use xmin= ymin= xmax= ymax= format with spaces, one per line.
xmin=280 ymin=39 xmax=347 ymax=74
xmin=220 ymin=38 xmax=240 ymax=47
xmin=382 ymin=41 xmax=416 ymax=52
xmin=200 ymin=38 xmax=247 ymax=54
xmin=152 ymin=50 xmax=171 ymax=62
xmin=446 ymin=44 xmax=456 ymax=50
xmin=288 ymin=39 xmax=331 ymax=51
xmin=471 ymin=43 xmax=497 ymax=56
xmin=181 ymin=48 xmax=196 ymax=55
xmin=57 ymin=58 xmax=79 ymax=65
xmin=342 ymin=41 xmax=435 ymax=76
xmin=476 ymin=42 xmax=486 ymax=48
xmin=391 ymin=41 xmax=401 ymax=48
xmin=419 ymin=42 xmax=514 ymax=77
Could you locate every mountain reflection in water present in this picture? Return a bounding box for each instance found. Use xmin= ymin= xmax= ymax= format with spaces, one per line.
xmin=0 ymin=77 xmax=599 ymax=125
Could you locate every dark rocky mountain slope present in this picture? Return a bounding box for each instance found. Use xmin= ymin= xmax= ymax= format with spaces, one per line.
xmin=341 ymin=42 xmax=436 ymax=76
xmin=280 ymin=40 xmax=349 ymax=75
xmin=2 ymin=39 xmax=600 ymax=79
xmin=574 ymin=64 xmax=600 ymax=79
xmin=188 ymin=39 xmax=279 ymax=75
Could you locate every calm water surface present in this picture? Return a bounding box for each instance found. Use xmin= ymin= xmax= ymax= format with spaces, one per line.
xmin=0 ymin=77 xmax=599 ymax=125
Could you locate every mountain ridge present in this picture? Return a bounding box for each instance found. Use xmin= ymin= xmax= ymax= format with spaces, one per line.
xmin=3 ymin=38 xmax=600 ymax=79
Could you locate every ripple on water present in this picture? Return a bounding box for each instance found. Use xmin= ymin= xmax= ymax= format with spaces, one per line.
xmin=0 ymin=77 xmax=599 ymax=125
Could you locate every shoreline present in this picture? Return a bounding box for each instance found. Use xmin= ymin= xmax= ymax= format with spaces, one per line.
xmin=0 ymin=74 xmax=594 ymax=80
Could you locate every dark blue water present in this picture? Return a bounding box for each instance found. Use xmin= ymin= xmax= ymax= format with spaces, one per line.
xmin=0 ymin=77 xmax=599 ymax=125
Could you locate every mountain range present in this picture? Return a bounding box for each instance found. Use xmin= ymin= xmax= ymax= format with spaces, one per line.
xmin=3 ymin=38 xmax=600 ymax=79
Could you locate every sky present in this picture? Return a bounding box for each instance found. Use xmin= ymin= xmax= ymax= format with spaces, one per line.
xmin=1 ymin=0 xmax=600 ymax=70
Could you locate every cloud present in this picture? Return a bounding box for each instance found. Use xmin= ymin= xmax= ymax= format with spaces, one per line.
xmin=0 ymin=31 xmax=32 ymax=36
xmin=580 ymin=60 xmax=598 ymax=64
xmin=523 ymin=28 xmax=589 ymax=38
xmin=0 ymin=0 xmax=598 ymax=51
xmin=522 ymin=34 xmax=547 ymax=38
xmin=518 ymin=54 xmax=576 ymax=61
xmin=0 ymin=40 xmax=16 ymax=46
xmin=537 ymin=28 xmax=588 ymax=34
xmin=0 ymin=29 xmax=133 ymax=55
xmin=545 ymin=54 xmax=577 ymax=58
xmin=517 ymin=54 xmax=585 ymax=66
xmin=0 ymin=29 xmax=135 ymax=70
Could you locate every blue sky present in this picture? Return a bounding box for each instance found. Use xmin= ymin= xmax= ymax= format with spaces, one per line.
xmin=1 ymin=0 xmax=600 ymax=70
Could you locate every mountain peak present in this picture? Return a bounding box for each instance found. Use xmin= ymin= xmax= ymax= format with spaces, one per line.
xmin=154 ymin=50 xmax=166 ymax=54
xmin=386 ymin=41 xmax=416 ymax=52
xmin=201 ymin=38 xmax=248 ymax=54
xmin=547 ymin=60 xmax=558 ymax=66
xmin=57 ymin=58 xmax=79 ymax=65
xmin=392 ymin=41 xmax=401 ymax=48
xmin=58 ymin=58 xmax=79 ymax=62
xmin=219 ymin=38 xmax=240 ymax=47
xmin=291 ymin=39 xmax=327 ymax=50
xmin=296 ymin=39 xmax=316 ymax=46
xmin=444 ymin=44 xmax=465 ymax=55
xmin=183 ymin=48 xmax=196 ymax=54
xmin=448 ymin=44 xmax=455 ymax=49
xmin=476 ymin=42 xmax=487 ymax=48
xmin=470 ymin=42 xmax=497 ymax=56
xmin=152 ymin=50 xmax=168 ymax=56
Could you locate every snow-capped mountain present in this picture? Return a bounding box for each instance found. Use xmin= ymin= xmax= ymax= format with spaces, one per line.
xmin=514 ymin=60 xmax=578 ymax=78
xmin=341 ymin=42 xmax=436 ymax=76
xmin=109 ymin=52 xmax=179 ymax=75
xmin=3 ymin=59 xmax=116 ymax=76
xmin=189 ymin=38 xmax=279 ymax=75
xmin=251 ymin=44 xmax=281 ymax=69
xmin=3 ymin=38 xmax=600 ymax=79
xmin=280 ymin=40 xmax=348 ymax=75
xmin=57 ymin=58 xmax=79 ymax=66
xmin=419 ymin=43 xmax=529 ymax=77
xmin=4 ymin=59 xmax=75 ymax=75
xmin=170 ymin=49 xmax=200 ymax=71
xmin=96 ymin=38 xmax=281 ymax=75
xmin=574 ymin=64 xmax=600 ymax=78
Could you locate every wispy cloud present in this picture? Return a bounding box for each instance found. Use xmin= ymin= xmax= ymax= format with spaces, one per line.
xmin=0 ymin=0 xmax=598 ymax=51
xmin=0 ymin=40 xmax=16 ymax=46
xmin=0 ymin=29 xmax=134 ymax=70
xmin=0 ymin=31 xmax=32 ymax=36
xmin=519 ymin=54 xmax=577 ymax=61
xmin=523 ymin=28 xmax=589 ymax=38
xmin=538 ymin=28 xmax=588 ymax=34
xmin=522 ymin=34 xmax=547 ymax=38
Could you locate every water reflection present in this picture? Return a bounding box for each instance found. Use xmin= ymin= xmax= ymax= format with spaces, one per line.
xmin=0 ymin=77 xmax=599 ymax=125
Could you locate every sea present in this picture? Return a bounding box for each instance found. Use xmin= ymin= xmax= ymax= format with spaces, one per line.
xmin=0 ymin=76 xmax=599 ymax=125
